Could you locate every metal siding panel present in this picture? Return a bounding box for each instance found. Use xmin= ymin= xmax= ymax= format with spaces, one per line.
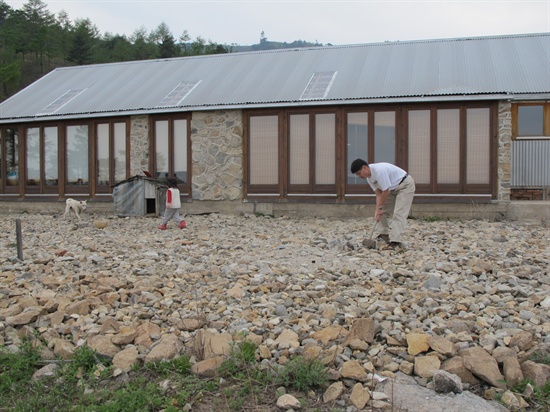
xmin=511 ymin=140 xmax=550 ymax=186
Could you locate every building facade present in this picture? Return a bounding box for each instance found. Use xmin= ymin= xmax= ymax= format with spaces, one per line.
xmin=1 ymin=33 xmax=549 ymax=216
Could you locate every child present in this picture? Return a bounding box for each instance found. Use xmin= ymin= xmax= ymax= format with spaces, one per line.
xmin=158 ymin=178 xmax=186 ymax=230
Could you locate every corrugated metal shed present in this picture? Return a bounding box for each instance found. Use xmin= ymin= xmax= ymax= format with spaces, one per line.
xmin=1 ymin=32 xmax=550 ymax=123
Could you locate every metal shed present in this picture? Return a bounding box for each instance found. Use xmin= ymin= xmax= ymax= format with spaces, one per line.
xmin=112 ymin=175 xmax=167 ymax=217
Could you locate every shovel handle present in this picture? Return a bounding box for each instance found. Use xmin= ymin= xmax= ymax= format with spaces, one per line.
xmin=368 ymin=221 xmax=377 ymax=240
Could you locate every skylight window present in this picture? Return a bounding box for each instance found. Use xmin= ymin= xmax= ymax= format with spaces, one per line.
xmin=157 ymin=80 xmax=202 ymax=107
xmin=38 ymin=89 xmax=86 ymax=115
xmin=300 ymin=71 xmax=338 ymax=100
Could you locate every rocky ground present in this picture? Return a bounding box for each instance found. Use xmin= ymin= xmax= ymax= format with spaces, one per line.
xmin=1 ymin=211 xmax=549 ymax=411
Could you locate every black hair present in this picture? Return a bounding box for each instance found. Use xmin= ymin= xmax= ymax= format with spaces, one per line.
xmin=167 ymin=178 xmax=178 ymax=188
xmin=350 ymin=158 xmax=369 ymax=174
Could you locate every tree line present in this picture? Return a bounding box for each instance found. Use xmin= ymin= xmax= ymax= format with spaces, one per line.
xmin=0 ymin=0 xmax=267 ymax=103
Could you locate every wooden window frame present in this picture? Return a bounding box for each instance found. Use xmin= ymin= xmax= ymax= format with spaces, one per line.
xmin=245 ymin=101 xmax=497 ymax=202
xmin=512 ymin=102 xmax=550 ymax=140
xmin=0 ymin=125 xmax=22 ymax=196
xmin=150 ymin=114 xmax=192 ymax=196
xmin=92 ymin=118 xmax=131 ymax=195
xmin=23 ymin=124 xmax=60 ymax=196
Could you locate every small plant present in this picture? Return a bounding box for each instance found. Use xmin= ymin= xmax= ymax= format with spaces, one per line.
xmin=144 ymin=354 xmax=192 ymax=376
xmin=0 ymin=340 xmax=41 ymax=393
xmin=218 ymin=340 xmax=260 ymax=379
xmin=530 ymin=350 xmax=550 ymax=365
xmin=423 ymin=215 xmax=443 ymax=222
xmin=512 ymin=377 xmax=550 ymax=411
xmin=254 ymin=212 xmax=274 ymax=218
xmin=274 ymin=355 xmax=328 ymax=392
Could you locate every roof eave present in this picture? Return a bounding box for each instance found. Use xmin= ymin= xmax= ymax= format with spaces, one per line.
xmin=2 ymin=92 xmax=550 ymax=124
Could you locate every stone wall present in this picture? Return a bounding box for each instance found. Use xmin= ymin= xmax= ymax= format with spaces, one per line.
xmin=497 ymin=102 xmax=512 ymax=202
xmin=130 ymin=115 xmax=150 ymax=176
xmin=190 ymin=110 xmax=243 ymax=201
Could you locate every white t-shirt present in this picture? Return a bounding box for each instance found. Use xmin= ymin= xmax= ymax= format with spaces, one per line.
xmin=366 ymin=162 xmax=407 ymax=192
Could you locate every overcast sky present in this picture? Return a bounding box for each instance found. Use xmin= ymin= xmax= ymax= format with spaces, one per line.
xmin=4 ymin=0 xmax=550 ymax=45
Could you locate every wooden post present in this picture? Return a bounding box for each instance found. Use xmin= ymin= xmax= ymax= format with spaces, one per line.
xmin=15 ymin=218 xmax=23 ymax=260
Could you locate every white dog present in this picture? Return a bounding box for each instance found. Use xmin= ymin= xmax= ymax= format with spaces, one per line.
xmin=64 ymin=198 xmax=87 ymax=220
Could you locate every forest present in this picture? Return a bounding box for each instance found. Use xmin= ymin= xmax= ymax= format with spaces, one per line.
xmin=0 ymin=0 xmax=324 ymax=103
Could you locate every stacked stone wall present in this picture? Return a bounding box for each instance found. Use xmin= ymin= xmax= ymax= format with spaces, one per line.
xmin=190 ymin=111 xmax=243 ymax=201
xmin=130 ymin=115 xmax=150 ymax=176
xmin=497 ymin=102 xmax=512 ymax=201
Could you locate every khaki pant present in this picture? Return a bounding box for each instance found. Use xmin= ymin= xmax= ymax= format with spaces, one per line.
xmin=378 ymin=175 xmax=415 ymax=243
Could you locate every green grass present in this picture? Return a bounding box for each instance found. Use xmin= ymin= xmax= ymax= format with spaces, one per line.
xmin=0 ymin=339 xmax=331 ymax=411
xmin=530 ymin=350 xmax=550 ymax=365
xmin=505 ymin=350 xmax=550 ymax=411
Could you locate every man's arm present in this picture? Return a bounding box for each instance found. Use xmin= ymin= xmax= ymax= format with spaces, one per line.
xmin=375 ymin=189 xmax=389 ymax=221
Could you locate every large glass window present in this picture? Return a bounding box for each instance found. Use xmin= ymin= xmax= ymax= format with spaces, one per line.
xmin=514 ymin=103 xmax=550 ymax=139
xmin=408 ymin=110 xmax=431 ymax=185
xmin=3 ymin=128 xmax=20 ymax=189
xmin=466 ymin=108 xmax=490 ymax=184
xmin=155 ymin=120 xmax=169 ymax=179
xmin=25 ymin=126 xmax=58 ymax=192
xmin=97 ymin=124 xmax=110 ymax=186
xmin=96 ymin=121 xmax=127 ymax=192
xmin=44 ymin=127 xmax=58 ymax=187
xmin=173 ymin=119 xmax=187 ymax=184
xmin=347 ymin=112 xmax=368 ymax=184
xmin=152 ymin=115 xmax=190 ymax=193
xmin=518 ymin=105 xmax=543 ymax=136
xmin=249 ymin=115 xmax=278 ymax=187
xmin=26 ymin=128 xmax=40 ymax=186
xmin=374 ymin=111 xmax=395 ymax=164
xmin=66 ymin=125 xmax=89 ymax=187
xmin=289 ymin=114 xmax=309 ymax=185
xmin=437 ymin=109 xmax=460 ymax=184
xmin=315 ymin=113 xmax=335 ymax=186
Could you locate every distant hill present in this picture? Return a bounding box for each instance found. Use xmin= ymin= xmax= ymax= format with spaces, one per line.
xmin=230 ymin=39 xmax=329 ymax=52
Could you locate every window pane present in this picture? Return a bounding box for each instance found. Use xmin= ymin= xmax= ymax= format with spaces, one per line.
xmin=250 ymin=116 xmax=278 ymax=185
xmin=6 ymin=129 xmax=19 ymax=186
xmin=374 ymin=111 xmax=395 ymax=163
xmin=518 ymin=106 xmax=543 ymax=136
xmin=114 ymin=122 xmax=126 ymax=183
xmin=315 ymin=113 xmax=335 ymax=185
xmin=155 ymin=120 xmax=169 ymax=179
xmin=44 ymin=127 xmax=58 ymax=186
xmin=173 ymin=119 xmax=187 ymax=183
xmin=67 ymin=125 xmax=89 ymax=185
xmin=467 ymin=108 xmax=490 ymax=184
xmin=408 ymin=110 xmax=431 ymax=184
xmin=26 ymin=128 xmax=40 ymax=186
xmin=97 ymin=124 xmax=109 ymax=185
xmin=347 ymin=112 xmax=368 ymax=184
xmin=289 ymin=114 xmax=309 ymax=185
xmin=437 ymin=109 xmax=460 ymax=184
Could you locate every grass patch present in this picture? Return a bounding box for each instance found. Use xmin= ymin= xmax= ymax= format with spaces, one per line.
xmin=0 ymin=339 xmax=333 ymax=411
xmin=274 ymin=356 xmax=328 ymax=392
xmin=530 ymin=350 xmax=550 ymax=365
xmin=422 ymin=216 xmax=445 ymax=222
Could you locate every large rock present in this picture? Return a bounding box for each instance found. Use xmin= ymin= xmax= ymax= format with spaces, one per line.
xmin=349 ymin=383 xmax=371 ymax=409
xmin=343 ymin=318 xmax=376 ymax=345
xmin=459 ymin=347 xmax=506 ymax=389
xmin=144 ymin=334 xmax=181 ymax=363
xmin=377 ymin=372 xmax=508 ymax=412
xmin=521 ymin=360 xmax=550 ymax=387
xmin=406 ymin=333 xmax=430 ymax=356
xmin=323 ymin=381 xmax=345 ymax=403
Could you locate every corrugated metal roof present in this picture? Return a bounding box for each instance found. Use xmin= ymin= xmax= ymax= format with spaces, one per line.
xmin=1 ymin=32 xmax=550 ymax=123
